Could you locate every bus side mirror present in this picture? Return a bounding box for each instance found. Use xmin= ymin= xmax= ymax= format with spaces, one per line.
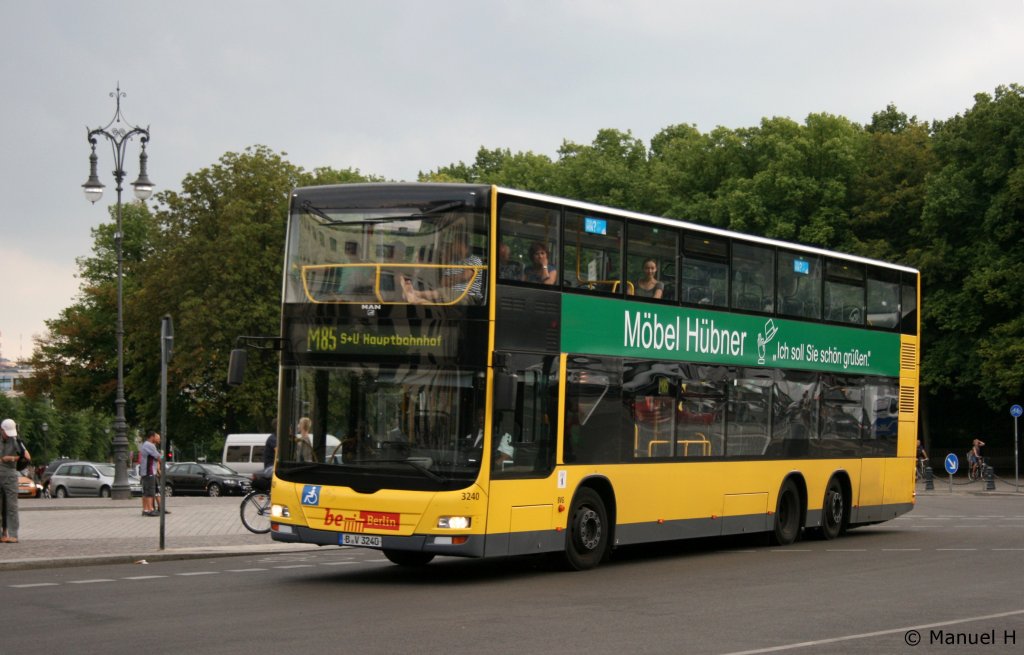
xmin=493 ymin=371 xmax=518 ymax=412
xmin=227 ymin=349 xmax=248 ymax=387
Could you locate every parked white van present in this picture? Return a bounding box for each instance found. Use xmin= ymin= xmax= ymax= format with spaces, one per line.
xmin=222 ymin=433 xmax=272 ymax=475
xmin=222 ymin=432 xmax=341 ymax=474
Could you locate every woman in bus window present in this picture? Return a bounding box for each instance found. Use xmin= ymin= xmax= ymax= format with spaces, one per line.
xmin=525 ymin=242 xmax=558 ymax=285
xmin=634 ymin=258 xmax=664 ymax=299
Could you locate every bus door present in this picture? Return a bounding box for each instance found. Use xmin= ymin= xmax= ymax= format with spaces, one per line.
xmin=485 ymin=352 xmax=560 ymax=556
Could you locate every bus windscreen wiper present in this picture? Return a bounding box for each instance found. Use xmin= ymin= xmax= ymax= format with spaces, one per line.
xmin=301 ymin=199 xmax=466 ymax=226
xmin=371 ymin=458 xmax=447 ymax=483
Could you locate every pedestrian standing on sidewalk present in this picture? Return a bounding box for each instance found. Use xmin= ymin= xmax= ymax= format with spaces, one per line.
xmin=1 ymin=418 xmax=29 ymax=543
xmin=139 ymin=431 xmax=163 ymax=517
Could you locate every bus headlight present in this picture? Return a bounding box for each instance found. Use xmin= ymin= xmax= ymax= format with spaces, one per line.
xmin=437 ymin=516 xmax=471 ymax=529
xmin=272 ymin=504 xmax=290 ymax=518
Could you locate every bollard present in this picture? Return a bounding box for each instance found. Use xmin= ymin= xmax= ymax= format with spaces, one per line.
xmin=924 ymin=465 xmax=934 ymax=491
xmin=984 ymin=465 xmax=996 ymax=490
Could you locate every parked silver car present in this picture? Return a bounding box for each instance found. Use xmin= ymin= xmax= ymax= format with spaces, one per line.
xmin=48 ymin=462 xmax=143 ymax=498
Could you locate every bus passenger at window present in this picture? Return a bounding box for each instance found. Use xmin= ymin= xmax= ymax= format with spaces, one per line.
xmin=295 ymin=417 xmax=316 ymax=462
xmin=525 ymin=242 xmax=557 ymax=285
xmin=634 ymin=259 xmax=664 ymax=299
xmin=402 ymin=234 xmax=483 ymax=303
xmin=498 ymin=240 xmax=523 ymax=281
xmin=445 ymin=234 xmax=484 ymax=301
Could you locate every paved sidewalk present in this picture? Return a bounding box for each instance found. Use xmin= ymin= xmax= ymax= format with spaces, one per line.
xmin=0 ymin=495 xmax=318 ymax=571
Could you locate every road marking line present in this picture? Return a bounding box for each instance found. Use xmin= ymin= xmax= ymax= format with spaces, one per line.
xmin=176 ymin=571 xmax=218 ymax=576
xmin=992 ymin=548 xmax=1024 ymax=551
xmin=321 ymin=561 xmax=360 ymax=565
xmin=936 ymin=548 xmax=977 ymax=551
xmin=826 ymin=549 xmax=865 ymax=552
xmin=882 ymin=548 xmax=921 ymax=552
xmin=225 ymin=568 xmax=268 ymax=572
xmin=274 ymin=564 xmax=315 ymax=569
xmin=719 ymin=607 xmax=1024 ymax=655
xmin=366 ymin=558 xmax=390 ymax=562
xmin=68 ymin=579 xmax=115 ymax=584
xmin=770 ymin=549 xmax=811 ymax=553
xmin=123 ymin=575 xmax=168 ymax=580
xmin=9 ymin=583 xmax=60 ymax=588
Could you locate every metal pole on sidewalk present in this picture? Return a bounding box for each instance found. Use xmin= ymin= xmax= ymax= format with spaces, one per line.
xmin=1012 ymin=404 xmax=1021 ymax=492
xmin=159 ymin=316 xmax=174 ymax=549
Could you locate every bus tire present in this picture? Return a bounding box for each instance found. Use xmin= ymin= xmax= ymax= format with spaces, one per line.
xmin=820 ymin=477 xmax=845 ymax=540
xmin=563 ymin=487 xmax=609 ymax=570
xmin=770 ymin=479 xmax=801 ymax=546
xmin=383 ymin=549 xmax=435 ymax=567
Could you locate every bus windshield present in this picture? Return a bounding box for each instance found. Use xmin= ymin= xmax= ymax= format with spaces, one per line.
xmin=278 ymin=362 xmax=486 ymax=490
xmin=285 ymin=194 xmax=488 ymax=306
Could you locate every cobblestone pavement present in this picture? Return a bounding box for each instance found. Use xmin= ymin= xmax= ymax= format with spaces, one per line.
xmin=0 ymin=495 xmax=317 ymax=571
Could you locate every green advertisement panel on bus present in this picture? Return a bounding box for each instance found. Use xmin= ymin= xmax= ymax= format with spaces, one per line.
xmin=561 ymin=295 xmax=901 ymax=377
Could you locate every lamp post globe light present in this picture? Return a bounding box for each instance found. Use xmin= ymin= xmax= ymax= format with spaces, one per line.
xmin=82 ymin=85 xmax=153 ymax=500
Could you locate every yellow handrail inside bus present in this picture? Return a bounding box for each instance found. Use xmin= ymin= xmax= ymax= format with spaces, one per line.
xmin=300 ymin=263 xmax=485 ymax=305
xmin=646 ymin=433 xmax=711 ymax=457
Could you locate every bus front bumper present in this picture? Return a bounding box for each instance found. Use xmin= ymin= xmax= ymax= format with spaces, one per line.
xmin=270 ymin=523 xmax=485 ymax=558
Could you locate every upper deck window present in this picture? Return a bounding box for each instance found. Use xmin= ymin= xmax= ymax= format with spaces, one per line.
xmin=286 ymin=194 xmax=487 ymax=306
xmin=731 ymin=243 xmax=775 ymax=313
xmin=682 ymin=234 xmax=729 ymax=308
xmin=825 ymin=260 xmax=865 ymax=325
xmin=626 ymin=223 xmax=677 ymax=302
xmin=777 ymin=250 xmax=821 ymax=320
xmin=564 ymin=211 xmax=625 ymax=296
xmin=498 ymin=201 xmax=560 ymax=286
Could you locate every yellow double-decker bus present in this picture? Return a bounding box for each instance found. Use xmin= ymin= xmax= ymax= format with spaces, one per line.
xmin=256 ymin=183 xmax=919 ymax=569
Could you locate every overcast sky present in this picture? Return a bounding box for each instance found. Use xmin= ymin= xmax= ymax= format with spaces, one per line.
xmin=1 ymin=0 xmax=1021 ymax=361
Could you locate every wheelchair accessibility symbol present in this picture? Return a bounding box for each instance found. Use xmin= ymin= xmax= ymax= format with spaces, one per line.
xmin=302 ymin=485 xmax=321 ymax=506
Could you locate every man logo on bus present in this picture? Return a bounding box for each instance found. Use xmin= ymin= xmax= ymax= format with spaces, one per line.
xmin=302 ymin=485 xmax=321 ymax=506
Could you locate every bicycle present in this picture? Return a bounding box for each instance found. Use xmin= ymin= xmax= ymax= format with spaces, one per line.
xmin=967 ymin=454 xmax=986 ymax=482
xmin=240 ymin=478 xmax=272 ymax=534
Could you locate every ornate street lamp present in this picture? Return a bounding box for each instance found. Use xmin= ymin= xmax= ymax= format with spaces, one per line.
xmin=82 ymin=85 xmax=153 ymax=499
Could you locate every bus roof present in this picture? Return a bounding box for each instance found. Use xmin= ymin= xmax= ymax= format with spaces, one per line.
xmin=497 ymin=185 xmax=919 ymax=275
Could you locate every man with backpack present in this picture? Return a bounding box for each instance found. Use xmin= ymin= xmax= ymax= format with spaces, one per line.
xmin=1 ymin=418 xmax=30 ymax=543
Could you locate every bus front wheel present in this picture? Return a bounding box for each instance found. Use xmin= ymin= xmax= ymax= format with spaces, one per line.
xmin=563 ymin=488 xmax=609 ymax=570
xmin=383 ymin=549 xmax=435 ymax=567
xmin=771 ymin=479 xmax=802 ymax=546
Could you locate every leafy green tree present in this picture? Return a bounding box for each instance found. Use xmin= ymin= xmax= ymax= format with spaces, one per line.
xmin=552 ymin=129 xmax=651 ymax=211
xmin=849 ymin=105 xmax=936 ymax=262
xmin=25 ymin=201 xmax=155 ymax=421
xmin=920 ymin=85 xmax=1024 ymax=410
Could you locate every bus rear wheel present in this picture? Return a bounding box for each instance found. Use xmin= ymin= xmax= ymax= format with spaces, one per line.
xmin=819 ymin=477 xmax=846 ymax=540
xmin=770 ymin=479 xmax=801 ymax=546
xmin=383 ymin=549 xmax=435 ymax=567
xmin=563 ymin=488 xmax=609 ymax=570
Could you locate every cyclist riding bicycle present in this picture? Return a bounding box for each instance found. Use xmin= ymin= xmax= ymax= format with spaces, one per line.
xmin=916 ymin=440 xmax=928 ymax=479
xmin=967 ymin=438 xmax=986 ymax=480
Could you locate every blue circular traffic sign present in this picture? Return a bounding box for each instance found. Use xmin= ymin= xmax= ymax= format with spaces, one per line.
xmin=944 ymin=453 xmax=959 ymax=475
xmin=1011 ymin=404 xmax=1023 ymax=418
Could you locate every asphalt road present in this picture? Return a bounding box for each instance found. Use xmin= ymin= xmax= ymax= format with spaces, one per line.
xmin=6 ymin=493 xmax=1023 ymax=655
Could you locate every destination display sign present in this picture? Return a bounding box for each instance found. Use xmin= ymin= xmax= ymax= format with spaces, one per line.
xmin=290 ymin=321 xmax=456 ymax=358
xmin=561 ymin=295 xmax=901 ymax=377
